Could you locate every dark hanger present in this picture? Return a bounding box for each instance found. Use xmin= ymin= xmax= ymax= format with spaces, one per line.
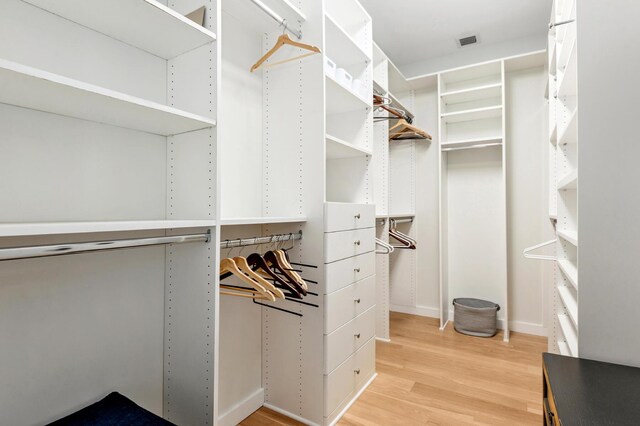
xmin=264 ymin=250 xmax=307 ymax=296
xmin=247 ymin=252 xmax=303 ymax=299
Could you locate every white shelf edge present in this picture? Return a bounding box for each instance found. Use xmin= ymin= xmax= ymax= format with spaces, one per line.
xmin=557 ymin=40 xmax=577 ymax=98
xmin=439 ymin=82 xmax=502 ymax=98
xmin=558 ymin=108 xmax=577 ymax=144
xmin=557 ymin=229 xmax=578 ymax=246
xmin=558 ymin=170 xmax=578 ymax=190
xmin=557 ymin=313 xmax=578 ymax=356
xmin=325 ymin=73 xmax=371 ymax=110
xmin=441 ymin=137 xmax=503 ymax=149
xmin=388 ymin=213 xmax=415 ymax=219
xmin=557 ymin=340 xmax=571 ymax=356
xmin=558 ymin=286 xmax=578 ymax=327
xmin=22 ymin=0 xmax=216 ymax=60
xmin=0 ymin=220 xmax=217 ymax=237
xmin=440 ymin=105 xmax=503 ymax=123
xmin=326 ymin=134 xmax=372 ymax=159
xmin=220 ymin=217 xmax=307 ymax=226
xmin=558 ymin=259 xmax=578 ymax=289
xmin=324 ymin=12 xmax=372 ymax=63
xmin=0 ymin=58 xmax=216 ymax=136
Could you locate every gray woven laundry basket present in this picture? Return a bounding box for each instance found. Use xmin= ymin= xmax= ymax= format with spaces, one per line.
xmin=453 ymin=298 xmax=500 ymax=337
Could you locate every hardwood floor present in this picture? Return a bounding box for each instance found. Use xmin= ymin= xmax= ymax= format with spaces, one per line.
xmin=241 ymin=312 xmax=547 ymax=425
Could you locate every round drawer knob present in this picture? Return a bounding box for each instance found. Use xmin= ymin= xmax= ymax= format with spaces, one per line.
xmin=354 ymin=240 xmax=361 ymax=245
xmin=354 ymin=298 xmax=361 ymax=304
xmin=354 ymin=213 xmax=361 ymax=219
xmin=354 ymin=369 xmax=361 ymax=375
xmin=354 ymin=268 xmax=361 ymax=273
xmin=355 ymin=333 xmax=361 ymax=339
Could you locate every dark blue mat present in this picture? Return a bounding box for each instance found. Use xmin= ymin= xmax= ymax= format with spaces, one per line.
xmin=47 ymin=392 xmax=175 ymax=426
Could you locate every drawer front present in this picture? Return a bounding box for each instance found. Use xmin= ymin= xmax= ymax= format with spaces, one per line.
xmin=325 ymin=275 xmax=375 ymax=334
xmin=324 ymin=354 xmax=356 ymax=416
xmin=325 ymin=306 xmax=376 ymax=374
xmin=354 ymin=337 xmax=376 ymax=390
xmin=325 ymin=202 xmax=376 ymax=232
xmin=325 ymin=251 xmax=375 ymax=293
xmin=325 ymin=228 xmax=375 ymax=264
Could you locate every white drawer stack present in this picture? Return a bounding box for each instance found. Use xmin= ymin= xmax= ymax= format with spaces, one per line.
xmin=323 ymin=202 xmax=377 ymax=423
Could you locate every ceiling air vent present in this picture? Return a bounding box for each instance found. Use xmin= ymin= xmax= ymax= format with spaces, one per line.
xmin=458 ymin=35 xmax=478 ymax=47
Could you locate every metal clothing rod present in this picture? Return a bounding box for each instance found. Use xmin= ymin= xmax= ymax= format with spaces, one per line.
xmin=549 ymin=19 xmax=575 ymax=29
xmin=390 ymin=218 xmax=413 ymax=224
xmin=0 ymin=232 xmax=210 ymax=262
xmin=249 ymin=0 xmax=302 ymax=39
xmin=442 ymin=142 xmax=502 ymax=152
xmin=220 ymin=231 xmax=302 ymax=249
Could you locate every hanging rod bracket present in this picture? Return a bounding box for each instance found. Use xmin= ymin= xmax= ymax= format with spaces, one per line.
xmin=249 ymin=0 xmax=303 ymax=39
xmin=220 ymin=231 xmax=302 ymax=249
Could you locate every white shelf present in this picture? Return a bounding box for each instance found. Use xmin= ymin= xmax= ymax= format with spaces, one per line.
xmin=0 ymin=220 xmax=217 ymax=237
xmin=557 ymin=340 xmax=571 ymax=356
xmin=558 ymin=286 xmax=578 ymax=327
xmin=326 ymin=135 xmax=372 ymax=159
xmin=220 ymin=217 xmax=307 ymax=226
xmin=23 ymin=0 xmax=216 ymax=59
xmin=326 ymin=73 xmax=370 ymax=114
xmin=388 ymin=60 xmax=411 ymax=94
xmin=373 ymin=79 xmax=387 ymax=95
xmin=557 ymin=313 xmax=578 ymax=356
xmin=558 ymin=170 xmax=578 ymax=190
xmin=558 ymin=259 xmax=578 ymax=289
xmin=441 ymin=105 xmax=502 ymax=124
xmin=557 ymin=40 xmax=577 ymax=98
xmin=325 ymin=13 xmax=371 ymax=68
xmin=388 ymin=91 xmax=414 ymax=121
xmin=441 ymin=137 xmax=502 ymax=150
xmin=558 ymin=229 xmax=578 ymax=246
xmin=0 ymin=59 xmax=216 ymax=136
xmin=558 ymin=109 xmax=577 ymax=145
xmin=440 ymin=83 xmax=502 ymax=105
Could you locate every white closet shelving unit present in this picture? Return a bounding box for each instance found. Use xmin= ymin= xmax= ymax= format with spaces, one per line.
xmin=437 ymin=60 xmax=509 ymax=340
xmin=371 ymin=43 xmax=429 ymax=341
xmin=549 ymin=0 xmax=579 ymax=357
xmin=0 ymin=0 xmax=218 ymax=425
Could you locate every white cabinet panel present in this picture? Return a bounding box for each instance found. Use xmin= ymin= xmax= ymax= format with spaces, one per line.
xmin=325 ymin=202 xmax=376 ymax=232
xmin=324 ymin=306 xmax=376 ymax=374
xmin=325 ymin=251 xmax=375 ymax=293
xmin=324 ymin=228 xmax=375 ymax=264
xmin=325 ymin=275 xmax=375 ymax=334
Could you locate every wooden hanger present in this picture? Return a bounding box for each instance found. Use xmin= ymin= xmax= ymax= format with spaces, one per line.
xmin=251 ymin=33 xmax=321 ymax=72
xmin=389 ymin=119 xmax=432 ymax=140
xmin=246 ymin=252 xmax=303 ymax=299
xmin=233 ymin=256 xmax=285 ymax=299
xmin=274 ymin=249 xmax=307 ymax=290
xmin=220 ymin=258 xmax=276 ymax=301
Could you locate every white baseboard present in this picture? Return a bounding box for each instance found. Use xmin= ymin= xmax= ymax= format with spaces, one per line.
xmin=218 ymin=388 xmax=264 ymax=426
xmin=262 ymin=403 xmax=320 ymax=426
xmin=329 ymin=373 xmax=378 ymax=426
xmin=389 ymin=304 xmax=440 ymax=318
xmin=447 ymin=309 xmax=548 ymax=337
xmin=375 ymin=337 xmax=391 ymax=343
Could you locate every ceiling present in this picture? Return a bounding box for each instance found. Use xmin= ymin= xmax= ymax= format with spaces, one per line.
xmin=360 ymin=0 xmax=552 ymax=72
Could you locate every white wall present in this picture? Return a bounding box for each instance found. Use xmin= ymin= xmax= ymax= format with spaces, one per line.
xmin=402 ymin=35 xmax=545 ymax=78
xmin=578 ymin=0 xmax=640 ymax=367
xmin=505 ymin=66 xmax=554 ymax=335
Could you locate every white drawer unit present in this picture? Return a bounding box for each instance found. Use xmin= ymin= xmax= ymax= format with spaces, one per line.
xmin=325 ymin=275 xmax=376 ymax=334
xmin=325 ymin=251 xmax=375 ymax=294
xmin=324 ymin=227 xmax=375 ymax=264
xmin=324 ymin=336 xmax=377 ymax=417
xmin=324 ymin=306 xmax=376 ymax=374
xmin=325 ymin=202 xmax=376 ymax=233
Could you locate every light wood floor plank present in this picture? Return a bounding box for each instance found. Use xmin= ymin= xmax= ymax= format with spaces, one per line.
xmin=241 ymin=312 xmax=547 ymax=425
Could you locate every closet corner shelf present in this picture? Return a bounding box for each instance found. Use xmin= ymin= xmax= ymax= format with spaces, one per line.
xmin=326 ymin=134 xmax=372 ymax=159
xmin=325 ymin=13 xmax=371 ymax=68
xmin=558 ymin=259 xmax=578 ymax=289
xmin=557 ymin=229 xmax=578 ymax=246
xmin=441 ymin=105 xmax=502 ymax=124
xmin=557 ymin=313 xmax=578 ymax=356
xmin=558 ymin=286 xmax=578 ymax=327
xmin=220 ymin=217 xmax=307 ymax=226
xmin=22 ymin=0 xmax=216 ymax=60
xmin=441 ymin=137 xmax=502 ymax=151
xmin=440 ymin=83 xmax=502 ymax=105
xmin=326 ymin=73 xmax=371 ymax=114
xmin=558 ymin=170 xmax=578 ymax=190
xmin=0 ymin=59 xmax=216 ymax=136
xmin=558 ymin=109 xmax=577 ymax=145
xmin=0 ymin=220 xmax=217 ymax=237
